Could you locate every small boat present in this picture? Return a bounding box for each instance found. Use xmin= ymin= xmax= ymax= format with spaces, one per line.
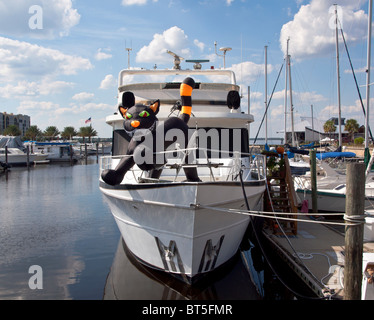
xmin=294 ymin=153 xmax=374 ymax=213
xmin=31 ymin=141 xmax=80 ymax=163
xmin=99 ymin=62 xmax=266 ymax=283
xmin=73 ymin=142 xmax=112 ymax=155
xmin=0 ymin=147 xmax=49 ymax=166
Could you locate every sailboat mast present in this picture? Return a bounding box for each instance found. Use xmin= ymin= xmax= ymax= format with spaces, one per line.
xmin=289 ymin=54 xmax=295 ymax=147
xmin=265 ymin=45 xmax=268 ymax=145
xmin=365 ymin=0 xmax=372 ymax=149
xmin=284 ymin=39 xmax=289 ymax=144
xmin=335 ymin=4 xmax=343 ymax=148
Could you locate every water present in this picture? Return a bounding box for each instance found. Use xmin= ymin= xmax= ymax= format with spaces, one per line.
xmin=0 ymin=159 xmax=120 ymax=299
xmin=0 ymin=159 xmax=315 ymax=300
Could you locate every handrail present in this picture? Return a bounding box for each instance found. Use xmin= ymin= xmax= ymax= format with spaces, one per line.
xmin=99 ymin=147 xmax=267 ymax=183
xmin=118 ymin=69 xmax=237 ymax=86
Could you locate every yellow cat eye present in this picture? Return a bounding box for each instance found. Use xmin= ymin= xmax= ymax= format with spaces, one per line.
xmin=139 ymin=111 xmax=150 ymax=118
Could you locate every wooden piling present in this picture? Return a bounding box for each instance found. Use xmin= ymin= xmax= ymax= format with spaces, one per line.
xmin=96 ymin=142 xmax=99 ymax=163
xmin=5 ymin=146 xmax=8 ymax=165
xmin=310 ymin=149 xmax=318 ymax=213
xmin=69 ymin=145 xmax=73 ymax=166
xmin=344 ymin=162 xmax=365 ymax=300
xmin=84 ymin=143 xmax=88 ymax=165
xmin=26 ymin=145 xmax=30 ymax=169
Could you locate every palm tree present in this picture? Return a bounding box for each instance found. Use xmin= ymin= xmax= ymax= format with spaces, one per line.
xmin=44 ymin=126 xmax=60 ymax=140
xmin=86 ymin=125 xmax=98 ymax=143
xmin=61 ymin=126 xmax=77 ymax=140
xmin=323 ymin=120 xmax=336 ymax=139
xmin=344 ymin=119 xmax=359 ymax=143
xmin=3 ymin=125 xmax=21 ymax=136
xmin=25 ymin=125 xmax=42 ymax=141
xmin=78 ymin=125 xmax=97 ymax=143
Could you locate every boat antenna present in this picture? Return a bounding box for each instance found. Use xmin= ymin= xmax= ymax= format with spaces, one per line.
xmin=166 ymin=50 xmax=184 ymax=70
xmin=185 ymin=59 xmax=210 ymax=70
xmin=125 ymin=40 xmax=132 ymax=69
xmin=214 ymin=41 xmax=232 ymax=69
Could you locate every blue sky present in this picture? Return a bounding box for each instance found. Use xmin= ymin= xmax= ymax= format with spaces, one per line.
xmin=0 ymin=0 xmax=372 ymax=138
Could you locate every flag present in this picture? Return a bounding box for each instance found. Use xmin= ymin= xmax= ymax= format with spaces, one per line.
xmin=85 ymin=117 xmax=91 ymax=124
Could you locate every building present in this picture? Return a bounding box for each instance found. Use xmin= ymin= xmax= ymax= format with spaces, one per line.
xmin=284 ymin=116 xmax=351 ymax=144
xmin=0 ymin=112 xmax=31 ymax=136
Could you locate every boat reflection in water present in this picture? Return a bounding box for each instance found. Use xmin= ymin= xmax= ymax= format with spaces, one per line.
xmin=103 ymin=234 xmax=302 ymax=300
xmin=104 ymin=237 xmax=259 ymax=300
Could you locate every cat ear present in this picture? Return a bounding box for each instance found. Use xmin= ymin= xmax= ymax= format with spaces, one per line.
xmin=122 ymin=91 xmax=135 ymax=109
xmin=118 ymin=103 xmax=128 ymax=118
xmin=227 ymin=90 xmax=240 ymax=110
xmin=149 ymin=99 xmax=160 ymax=115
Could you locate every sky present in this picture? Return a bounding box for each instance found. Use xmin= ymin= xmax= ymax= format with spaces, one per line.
xmin=0 ymin=0 xmax=373 ymax=139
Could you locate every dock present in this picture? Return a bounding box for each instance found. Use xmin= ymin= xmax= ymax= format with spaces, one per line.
xmin=261 ymin=151 xmax=374 ymax=299
xmin=262 ymin=219 xmax=374 ymax=299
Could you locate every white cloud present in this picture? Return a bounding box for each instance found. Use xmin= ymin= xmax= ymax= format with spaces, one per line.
xmin=95 ymin=48 xmax=112 ymax=61
xmin=0 ymin=37 xmax=93 ymax=81
xmin=194 ymin=39 xmax=205 ymax=51
xmin=320 ymin=98 xmax=371 ymax=123
xmin=100 ymin=74 xmax=117 ymax=89
xmin=0 ymin=80 xmax=74 ymax=99
xmin=72 ymin=92 xmax=94 ymax=102
xmin=230 ymin=61 xmax=274 ymax=84
xmin=280 ymin=0 xmax=367 ymax=60
xmin=121 ymin=0 xmax=158 ymax=5
xmin=272 ymin=89 xmax=326 ymax=103
xmin=136 ymin=26 xmax=191 ymax=64
xmin=17 ymin=100 xmax=60 ymax=113
xmin=0 ymin=0 xmax=80 ymax=39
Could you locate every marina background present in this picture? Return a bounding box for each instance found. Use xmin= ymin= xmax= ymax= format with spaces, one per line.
xmin=0 ymin=1 xmax=372 ymax=141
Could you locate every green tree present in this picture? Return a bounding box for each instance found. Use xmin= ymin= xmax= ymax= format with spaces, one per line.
xmin=78 ymin=125 xmax=97 ymax=143
xmin=345 ymin=119 xmax=360 ymax=143
xmin=3 ymin=125 xmax=21 ymax=136
xmin=61 ymin=126 xmax=77 ymax=140
xmin=25 ymin=125 xmax=42 ymax=141
xmin=43 ymin=126 xmax=60 ymax=140
xmin=323 ymin=120 xmax=336 ymax=139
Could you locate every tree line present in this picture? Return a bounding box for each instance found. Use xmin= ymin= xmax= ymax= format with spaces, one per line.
xmin=2 ymin=124 xmax=98 ymax=143
xmin=323 ymin=118 xmax=364 ymax=143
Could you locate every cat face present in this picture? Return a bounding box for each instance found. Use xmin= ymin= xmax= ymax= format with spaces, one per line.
xmin=118 ymin=91 xmax=160 ymax=133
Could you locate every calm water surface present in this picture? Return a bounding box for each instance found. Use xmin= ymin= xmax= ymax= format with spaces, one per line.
xmin=0 ymin=160 xmax=120 ymax=299
xmin=0 ymin=159 xmax=314 ymax=300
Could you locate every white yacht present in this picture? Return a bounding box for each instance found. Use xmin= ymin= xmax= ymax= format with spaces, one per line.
xmin=99 ymin=63 xmax=266 ymax=283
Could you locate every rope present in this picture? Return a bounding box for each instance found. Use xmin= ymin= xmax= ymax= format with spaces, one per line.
xmin=194 ymin=203 xmax=363 ymax=226
xmin=343 ymin=214 xmax=366 ymax=223
xmin=237 ymin=170 xmax=328 ymax=300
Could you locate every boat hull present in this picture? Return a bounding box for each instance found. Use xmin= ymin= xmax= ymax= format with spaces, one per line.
xmin=0 ymin=153 xmax=49 ymax=165
xmin=100 ymin=180 xmax=265 ymax=283
xmin=296 ymin=188 xmax=374 ymax=213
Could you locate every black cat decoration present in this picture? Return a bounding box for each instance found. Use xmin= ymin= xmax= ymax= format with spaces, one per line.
xmin=101 ymin=77 xmax=200 ymax=186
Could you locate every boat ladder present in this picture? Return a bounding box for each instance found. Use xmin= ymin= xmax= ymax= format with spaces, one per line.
xmin=264 ymin=152 xmax=298 ymax=236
